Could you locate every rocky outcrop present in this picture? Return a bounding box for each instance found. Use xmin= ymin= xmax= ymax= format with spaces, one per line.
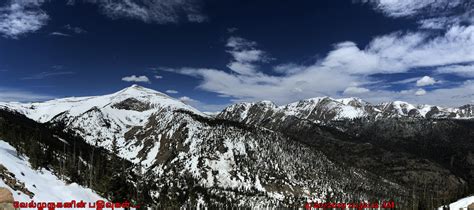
xmin=111 ymin=98 xmax=152 ymax=111
xmin=0 ymin=165 xmax=34 ymax=198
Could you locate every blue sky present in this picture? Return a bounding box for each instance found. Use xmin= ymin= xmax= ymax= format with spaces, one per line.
xmin=0 ymin=0 xmax=473 ymax=111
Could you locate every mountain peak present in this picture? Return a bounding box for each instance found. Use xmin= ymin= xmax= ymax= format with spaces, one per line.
xmin=126 ymin=84 xmax=151 ymax=91
xmin=0 ymin=85 xmax=203 ymax=123
xmin=116 ymin=85 xmax=169 ymax=98
xmin=123 ymin=84 xmax=153 ymax=91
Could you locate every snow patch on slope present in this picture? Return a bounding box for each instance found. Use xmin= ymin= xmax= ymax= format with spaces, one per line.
xmin=0 ymin=140 xmax=104 ymax=204
xmin=438 ymin=195 xmax=474 ymax=210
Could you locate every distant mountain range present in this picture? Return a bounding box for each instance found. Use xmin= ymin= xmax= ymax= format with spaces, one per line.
xmin=0 ymin=85 xmax=473 ymax=209
xmin=219 ymin=97 xmax=474 ymax=124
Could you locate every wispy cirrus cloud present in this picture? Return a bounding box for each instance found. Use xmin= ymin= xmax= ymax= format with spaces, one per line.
xmin=49 ymin=31 xmax=70 ymax=37
xmin=389 ymin=77 xmax=421 ymax=85
xmin=372 ymin=0 xmax=470 ymax=18
xmin=1 ymin=0 xmax=205 ymax=39
xmin=436 ymin=64 xmax=474 ymax=78
xmin=96 ymin=0 xmax=206 ymax=24
xmin=372 ymin=0 xmax=474 ymax=30
xmin=50 ymin=24 xmax=87 ymax=37
xmin=64 ymin=24 xmax=86 ymax=34
xmin=165 ymin=89 xmax=178 ymax=94
xmin=21 ymin=71 xmax=75 ymax=80
xmin=0 ymin=1 xmax=49 ymax=38
xmin=225 ymin=36 xmax=270 ymax=75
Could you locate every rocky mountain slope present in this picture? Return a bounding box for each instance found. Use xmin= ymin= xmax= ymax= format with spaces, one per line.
xmin=126 ymin=109 xmax=406 ymax=207
xmin=217 ymin=98 xmax=474 ymax=209
xmin=1 ymin=85 xmax=473 ymax=208
xmin=0 ymin=86 xmax=406 ymax=208
xmin=0 ymin=85 xmax=201 ymax=165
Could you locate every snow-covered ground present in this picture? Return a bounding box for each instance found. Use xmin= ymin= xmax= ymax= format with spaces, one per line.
xmin=439 ymin=195 xmax=474 ymax=210
xmin=0 ymin=140 xmax=105 ymax=209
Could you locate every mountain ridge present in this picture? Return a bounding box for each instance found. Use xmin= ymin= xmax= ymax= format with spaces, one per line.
xmin=2 ymin=85 xmax=472 ymax=121
xmin=0 ymin=85 xmax=473 ymax=208
xmin=0 ymin=85 xmax=203 ymax=164
xmin=220 ymin=96 xmax=474 ymax=124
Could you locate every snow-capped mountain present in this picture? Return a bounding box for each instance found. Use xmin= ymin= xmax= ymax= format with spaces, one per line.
xmin=131 ymin=109 xmax=405 ymax=207
xmin=218 ymin=97 xmax=474 ymax=210
xmin=218 ymin=97 xmax=474 ymax=124
xmin=1 ymin=85 xmax=472 ymax=208
xmin=0 ymin=85 xmax=201 ymax=164
xmin=0 ymin=86 xmax=406 ymax=207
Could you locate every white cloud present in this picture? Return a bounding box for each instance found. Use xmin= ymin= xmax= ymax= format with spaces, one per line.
xmin=365 ymin=26 xmax=474 ymax=73
xmin=154 ymin=75 xmax=163 ymax=79
xmin=187 ymin=13 xmax=207 ymax=23
xmin=166 ymin=0 xmax=474 ymax=106
xmin=21 ymin=71 xmax=75 ymax=80
xmin=416 ymin=76 xmax=436 ymax=87
xmin=273 ymin=63 xmax=306 ymax=75
xmin=179 ymin=96 xmax=197 ymax=104
xmin=355 ymin=81 xmax=474 ymax=106
xmin=50 ymin=32 xmax=70 ymax=36
xmin=165 ymin=89 xmax=178 ymax=94
xmin=64 ymin=24 xmax=86 ymax=34
xmin=372 ymin=0 xmax=465 ymax=18
xmin=226 ymin=36 xmax=256 ymax=48
xmin=415 ymin=88 xmax=427 ymax=96
xmin=165 ymin=30 xmax=474 ymax=105
xmin=1 ymin=0 xmax=206 ymax=39
xmin=97 ymin=0 xmax=206 ymax=24
xmin=436 ymin=64 xmax=474 ymax=77
xmin=357 ymin=0 xmax=474 ymax=75
xmin=390 ymin=77 xmax=421 ymax=85
xmin=371 ymin=0 xmax=474 ymax=36
xmin=0 ymin=2 xmax=49 ymax=38
xmin=289 ymin=24 xmax=474 ymax=76
xmin=49 ymin=25 xmax=86 ymax=37
xmin=322 ymin=41 xmax=379 ymax=74
xmin=225 ymin=36 xmax=269 ymax=75
xmin=164 ymin=63 xmax=359 ymax=105
xmin=343 ymin=87 xmax=370 ymax=95
xmin=121 ymin=75 xmax=150 ymax=83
